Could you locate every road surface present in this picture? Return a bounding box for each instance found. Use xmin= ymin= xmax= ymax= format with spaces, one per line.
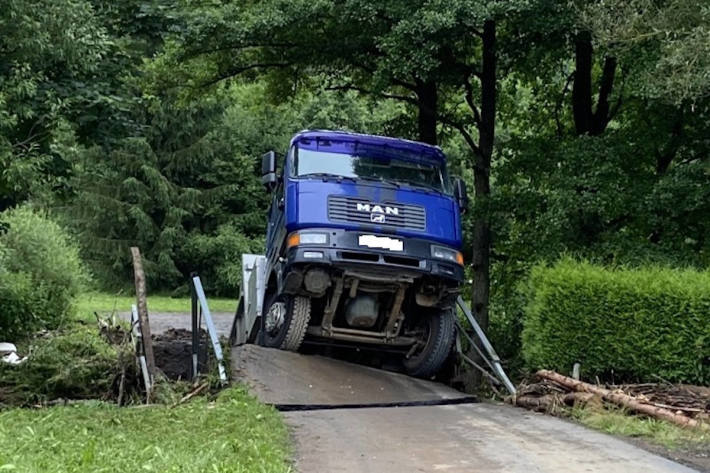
xmin=232 ymin=345 xmax=701 ymax=473
xmin=118 ymin=311 xmax=233 ymax=336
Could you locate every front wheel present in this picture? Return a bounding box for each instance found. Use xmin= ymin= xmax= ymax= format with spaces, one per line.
xmin=262 ymin=294 xmax=311 ymax=351
xmin=403 ymin=308 xmax=456 ymax=378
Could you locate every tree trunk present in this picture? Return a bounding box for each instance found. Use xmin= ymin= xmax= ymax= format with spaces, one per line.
xmin=656 ymin=113 xmax=684 ymax=175
xmin=573 ymin=31 xmax=617 ymax=136
xmin=572 ymin=31 xmax=593 ymax=135
xmin=471 ymin=20 xmax=496 ymax=335
xmin=416 ymin=79 xmax=438 ymax=145
xmin=591 ymin=56 xmax=617 ymax=135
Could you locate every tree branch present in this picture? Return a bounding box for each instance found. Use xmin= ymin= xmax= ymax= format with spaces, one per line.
xmin=183 ymin=41 xmax=300 ymax=58
xmin=199 ymin=62 xmax=292 ymax=87
xmin=439 ymin=115 xmax=481 ymax=158
xmin=463 ymin=74 xmax=482 ymax=127
xmin=324 ymin=84 xmax=418 ymax=105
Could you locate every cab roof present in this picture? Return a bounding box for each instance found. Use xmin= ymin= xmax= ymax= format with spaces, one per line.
xmin=290 ymin=130 xmax=446 ymax=161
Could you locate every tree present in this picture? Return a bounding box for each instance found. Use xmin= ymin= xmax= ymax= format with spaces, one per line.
xmin=162 ymin=0 xmax=539 ymax=332
xmin=582 ymin=0 xmax=710 ymax=105
xmin=0 ymin=0 xmax=112 ymax=209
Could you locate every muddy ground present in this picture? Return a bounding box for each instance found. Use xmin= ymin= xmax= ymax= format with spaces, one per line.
xmin=118 ymin=312 xmax=233 ymax=381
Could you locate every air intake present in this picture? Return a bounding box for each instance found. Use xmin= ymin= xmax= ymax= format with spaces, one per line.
xmin=328 ymin=196 xmax=426 ymax=231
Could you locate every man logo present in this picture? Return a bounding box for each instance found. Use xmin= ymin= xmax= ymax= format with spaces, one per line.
xmin=356 ymin=202 xmax=398 ymax=224
xmin=356 ymin=203 xmax=399 ymax=215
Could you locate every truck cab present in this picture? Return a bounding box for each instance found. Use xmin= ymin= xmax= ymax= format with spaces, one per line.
xmin=259 ymin=130 xmax=467 ymax=377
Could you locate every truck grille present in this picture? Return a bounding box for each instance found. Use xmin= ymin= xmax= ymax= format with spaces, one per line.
xmin=328 ymin=195 xmax=426 ymax=231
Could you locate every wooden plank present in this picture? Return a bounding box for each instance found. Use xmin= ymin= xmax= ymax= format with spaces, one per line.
xmin=130 ymin=247 xmax=156 ymax=394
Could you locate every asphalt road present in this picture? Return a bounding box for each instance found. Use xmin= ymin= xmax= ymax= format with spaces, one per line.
xmin=118 ymin=311 xmax=234 ymax=337
xmin=232 ymin=345 xmax=701 ymax=473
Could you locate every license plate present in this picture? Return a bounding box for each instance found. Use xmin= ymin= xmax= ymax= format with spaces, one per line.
xmin=358 ymin=234 xmax=403 ymax=252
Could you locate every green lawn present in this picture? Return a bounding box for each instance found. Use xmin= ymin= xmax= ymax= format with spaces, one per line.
xmin=0 ymin=387 xmax=291 ymax=473
xmin=76 ymin=291 xmax=238 ymax=321
xmin=573 ymin=406 xmax=709 ymax=450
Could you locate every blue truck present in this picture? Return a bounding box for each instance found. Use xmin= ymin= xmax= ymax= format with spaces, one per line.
xmin=236 ymin=130 xmax=468 ymax=377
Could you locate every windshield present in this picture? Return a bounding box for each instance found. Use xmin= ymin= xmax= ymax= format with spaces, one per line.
xmin=292 ymin=143 xmax=452 ymax=194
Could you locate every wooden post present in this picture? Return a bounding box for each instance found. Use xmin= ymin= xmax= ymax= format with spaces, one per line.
xmin=130 ymin=247 xmax=156 ymax=394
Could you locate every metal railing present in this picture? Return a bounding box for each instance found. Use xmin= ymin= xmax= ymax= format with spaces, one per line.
xmin=190 ymin=274 xmax=228 ymax=384
xmin=456 ymin=296 xmax=517 ymax=397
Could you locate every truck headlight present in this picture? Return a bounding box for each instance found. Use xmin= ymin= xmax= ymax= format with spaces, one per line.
xmin=287 ymin=232 xmax=328 ymax=249
xmin=299 ymin=233 xmax=328 ymax=245
xmin=431 ymin=245 xmax=464 ymax=265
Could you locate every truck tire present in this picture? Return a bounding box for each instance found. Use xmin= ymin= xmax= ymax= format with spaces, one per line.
xmin=403 ymin=308 xmax=455 ymax=378
xmin=262 ymin=294 xmax=311 ymax=351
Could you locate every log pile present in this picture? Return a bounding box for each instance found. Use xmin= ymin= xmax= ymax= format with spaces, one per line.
xmin=515 ymin=370 xmax=709 ymax=430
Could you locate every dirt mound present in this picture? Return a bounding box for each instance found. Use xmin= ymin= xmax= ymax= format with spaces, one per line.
xmin=153 ymin=328 xmax=207 ymax=380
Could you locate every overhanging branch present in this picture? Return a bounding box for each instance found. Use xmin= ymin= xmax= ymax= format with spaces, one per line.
xmin=324 ymin=84 xmax=418 ymax=105
xmin=199 ymin=62 xmax=292 ymax=87
xmin=463 ymin=74 xmax=482 ymax=127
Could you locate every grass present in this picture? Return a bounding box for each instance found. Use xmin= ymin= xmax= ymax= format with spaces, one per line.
xmin=0 ymin=387 xmax=291 ymax=473
xmin=572 ymin=406 xmax=710 ymax=450
xmin=76 ymin=291 xmax=238 ymax=322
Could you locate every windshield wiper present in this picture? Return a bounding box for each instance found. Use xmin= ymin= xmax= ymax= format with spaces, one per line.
xmin=300 ymin=173 xmax=356 ymax=182
xmin=356 ymin=176 xmax=400 ymax=188
xmin=388 ymin=179 xmax=442 ymax=194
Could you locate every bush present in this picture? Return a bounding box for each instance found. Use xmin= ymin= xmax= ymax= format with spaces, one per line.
xmin=0 ymin=325 xmax=124 ymax=405
xmin=0 ymin=207 xmax=87 ymax=339
xmin=180 ymin=224 xmax=263 ymax=296
xmin=522 ymin=259 xmax=710 ymax=384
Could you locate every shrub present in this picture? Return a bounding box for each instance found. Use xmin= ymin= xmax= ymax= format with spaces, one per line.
xmin=0 ymin=207 xmax=87 ymax=339
xmin=0 ymin=325 xmax=124 ymax=405
xmin=522 ymin=259 xmax=710 ymax=384
xmin=180 ymin=224 xmax=263 ymax=296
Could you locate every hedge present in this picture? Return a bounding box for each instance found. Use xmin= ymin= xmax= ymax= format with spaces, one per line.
xmin=522 ymin=260 xmax=709 ymax=384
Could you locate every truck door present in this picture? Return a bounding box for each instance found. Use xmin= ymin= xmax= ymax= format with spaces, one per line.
xmin=265 ymin=174 xmax=285 ymax=266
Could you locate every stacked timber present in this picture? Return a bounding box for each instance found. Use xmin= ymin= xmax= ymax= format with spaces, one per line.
xmin=514 ymin=370 xmax=709 ymax=430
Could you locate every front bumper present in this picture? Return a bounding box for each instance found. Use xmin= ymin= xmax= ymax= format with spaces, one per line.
xmin=285 ymin=228 xmax=464 ymax=283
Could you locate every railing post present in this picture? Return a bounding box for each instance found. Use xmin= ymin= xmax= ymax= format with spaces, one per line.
xmin=190 ymin=271 xmax=199 ymax=380
xmin=457 ymin=296 xmax=517 ymax=397
xmin=192 ymin=275 xmax=228 ymax=384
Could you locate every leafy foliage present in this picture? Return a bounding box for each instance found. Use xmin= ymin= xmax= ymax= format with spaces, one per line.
xmin=582 ymin=0 xmax=710 ymax=104
xmin=0 ymin=207 xmax=87 ymax=339
xmin=522 ymin=260 xmax=710 ymax=384
xmin=0 ymin=325 xmax=123 ymax=405
xmin=0 ymin=0 xmax=120 ymax=210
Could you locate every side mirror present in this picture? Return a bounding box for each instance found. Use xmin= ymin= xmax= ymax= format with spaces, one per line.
xmin=261 ymin=151 xmax=278 ymax=191
xmin=453 ymin=177 xmax=468 ymax=212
